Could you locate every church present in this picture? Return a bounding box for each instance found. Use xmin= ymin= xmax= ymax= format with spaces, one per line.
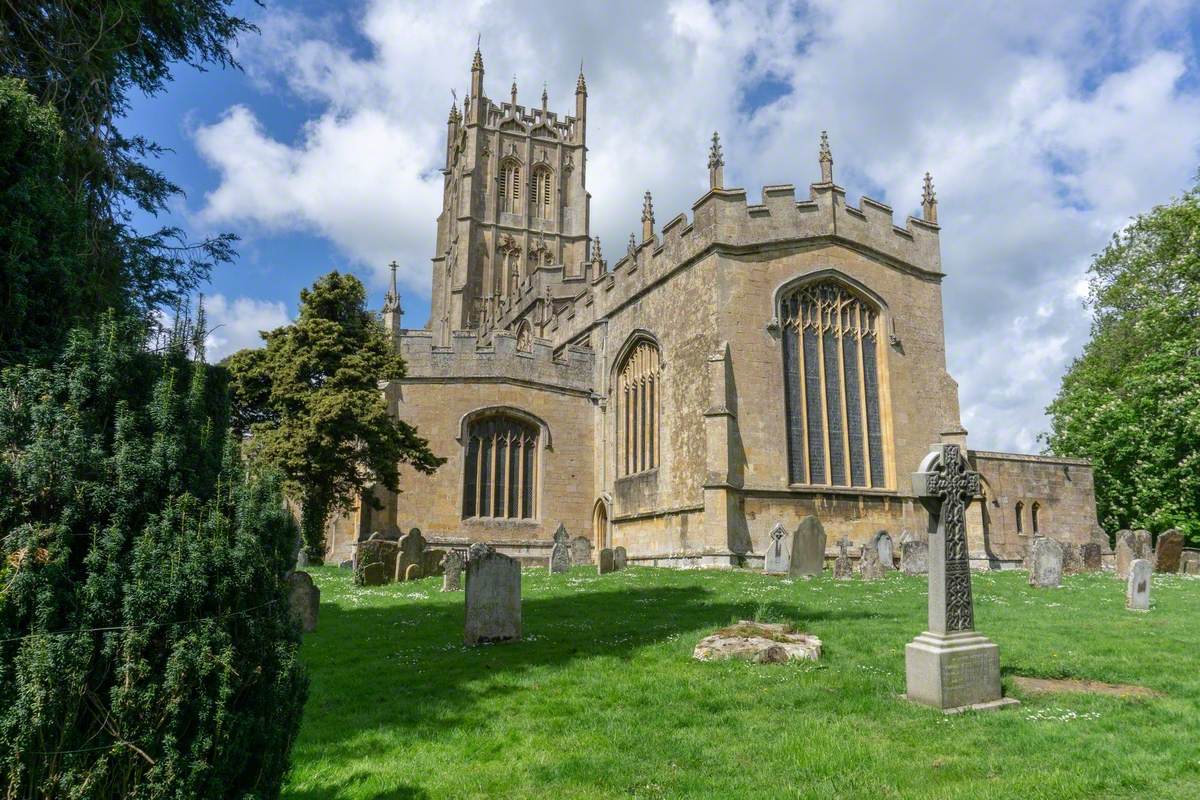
xmin=324 ymin=48 xmax=1104 ymax=569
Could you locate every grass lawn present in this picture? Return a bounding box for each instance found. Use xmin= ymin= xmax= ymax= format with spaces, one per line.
xmin=283 ymin=565 xmax=1200 ymax=799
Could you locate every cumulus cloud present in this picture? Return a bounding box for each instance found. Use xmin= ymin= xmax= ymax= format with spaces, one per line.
xmin=189 ymin=0 xmax=1200 ymax=452
xmin=202 ymin=294 xmax=290 ymax=362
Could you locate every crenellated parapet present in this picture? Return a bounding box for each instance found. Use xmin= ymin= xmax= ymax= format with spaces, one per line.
xmin=395 ymin=329 xmax=593 ymax=393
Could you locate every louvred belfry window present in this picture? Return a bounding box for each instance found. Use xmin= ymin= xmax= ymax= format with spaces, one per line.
xmin=462 ymin=415 xmax=538 ymax=519
xmin=618 ymin=340 xmax=661 ymax=477
xmin=533 ymin=167 xmax=553 ymax=220
xmin=780 ymin=281 xmax=886 ymax=488
xmin=499 ymin=161 xmax=522 ymax=214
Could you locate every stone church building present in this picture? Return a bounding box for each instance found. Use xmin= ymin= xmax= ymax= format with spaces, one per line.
xmin=324 ymin=49 xmax=1103 ymax=569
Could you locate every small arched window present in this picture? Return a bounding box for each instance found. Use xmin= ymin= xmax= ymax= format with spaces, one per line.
xmin=1015 ymin=501 xmax=1024 ymax=534
xmin=532 ymin=167 xmax=553 ymax=220
xmin=499 ymin=160 xmax=522 ymax=214
xmin=618 ymin=339 xmax=661 ymax=476
xmin=1031 ymin=501 xmax=1040 ymax=534
xmin=462 ymin=413 xmax=538 ymax=519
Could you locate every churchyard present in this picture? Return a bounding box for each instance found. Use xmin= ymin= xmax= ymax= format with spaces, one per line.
xmin=283 ymin=563 xmax=1200 ymax=799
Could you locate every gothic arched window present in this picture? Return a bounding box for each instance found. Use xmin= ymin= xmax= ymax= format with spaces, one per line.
xmin=499 ymin=160 xmax=522 ymax=214
xmin=1015 ymin=501 xmax=1025 ymax=534
xmin=1031 ymin=501 xmax=1040 ymax=534
xmin=780 ymin=280 xmax=886 ymax=487
xmin=532 ymin=167 xmax=553 ymax=220
xmin=617 ymin=339 xmax=661 ymax=476
xmin=462 ymin=413 xmax=538 ymax=519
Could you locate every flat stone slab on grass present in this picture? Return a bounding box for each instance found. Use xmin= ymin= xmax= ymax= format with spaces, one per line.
xmin=693 ymin=621 xmax=821 ymax=664
xmin=1012 ymin=676 xmax=1162 ymax=699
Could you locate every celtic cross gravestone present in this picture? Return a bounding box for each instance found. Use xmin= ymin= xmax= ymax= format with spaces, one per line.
xmin=905 ymin=443 xmax=1018 ymax=713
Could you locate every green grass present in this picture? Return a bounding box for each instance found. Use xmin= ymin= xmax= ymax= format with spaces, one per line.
xmin=284 ymin=566 xmax=1200 ymax=799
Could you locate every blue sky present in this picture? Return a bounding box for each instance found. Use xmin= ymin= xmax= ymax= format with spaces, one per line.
xmin=121 ymin=0 xmax=1200 ymax=453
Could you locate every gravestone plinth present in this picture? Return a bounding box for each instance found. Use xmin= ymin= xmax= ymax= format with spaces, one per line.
xmin=1154 ymin=529 xmax=1184 ymax=574
xmin=763 ymin=523 xmax=791 ymax=575
xmin=1126 ymin=559 xmax=1151 ymax=611
xmin=904 ymin=443 xmax=1017 ymax=713
xmin=549 ymin=524 xmax=571 ymax=574
xmin=464 ymin=543 xmax=522 ymax=645
xmin=789 ymin=516 xmax=826 ymax=578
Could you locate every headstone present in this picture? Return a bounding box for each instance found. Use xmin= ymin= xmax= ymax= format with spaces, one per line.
xmin=763 ymin=523 xmax=791 ymax=575
xmin=357 ymin=533 xmax=399 ymax=582
xmin=287 ymin=571 xmax=320 ymax=633
xmin=788 ymin=516 xmax=826 ymax=578
xmin=832 ymin=536 xmax=853 ymax=580
xmin=872 ymin=531 xmax=895 ymax=570
xmin=1126 ymin=559 xmax=1151 ymax=611
xmin=859 ymin=544 xmax=885 ymax=581
xmin=901 ymin=540 xmax=929 ymax=575
xmin=570 ymin=536 xmax=593 ymax=565
xmin=1153 ymin=529 xmax=1184 ymax=573
xmin=441 ymin=549 xmax=464 ymax=592
xmin=549 ymin=524 xmax=571 ymax=574
xmin=1114 ymin=530 xmax=1136 ymax=579
xmin=1079 ymin=542 xmax=1102 ymax=571
xmin=464 ymin=543 xmax=521 ymax=645
xmin=1133 ymin=530 xmax=1153 ymax=560
xmin=613 ymin=546 xmax=628 ymax=571
xmin=1061 ymin=543 xmax=1082 ymax=575
xmin=396 ymin=527 xmax=426 ymax=581
xmin=361 ymin=561 xmax=386 ymax=586
xmin=422 ymin=548 xmax=446 ymax=578
xmin=404 ymin=563 xmax=421 ymax=581
xmin=338 ymin=559 xmax=352 ymax=570
xmin=597 ymin=548 xmax=615 ymax=574
xmin=905 ymin=443 xmax=1016 ymax=712
xmin=1028 ymin=537 xmax=1063 ymax=588
xmin=1179 ymin=550 xmax=1200 ymax=575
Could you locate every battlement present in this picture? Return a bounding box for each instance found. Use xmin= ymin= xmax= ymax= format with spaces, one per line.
xmin=483 ymin=100 xmax=577 ymax=140
xmin=396 ymin=329 xmax=593 ymax=393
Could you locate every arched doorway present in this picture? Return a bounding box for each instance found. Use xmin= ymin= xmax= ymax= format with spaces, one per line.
xmin=593 ymin=497 xmax=610 ymax=550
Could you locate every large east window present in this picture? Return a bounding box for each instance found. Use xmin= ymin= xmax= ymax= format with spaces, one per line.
xmin=462 ymin=414 xmax=538 ymax=519
xmin=617 ymin=339 xmax=661 ymax=476
xmin=781 ymin=280 xmax=886 ymax=488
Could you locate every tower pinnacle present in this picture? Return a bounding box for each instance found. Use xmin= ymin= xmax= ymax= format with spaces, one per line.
xmin=922 ymin=172 xmax=938 ymax=224
xmin=470 ymin=42 xmax=484 ymax=102
xmin=511 ymin=75 xmax=518 ymax=107
xmin=541 ymin=82 xmax=548 ymax=113
xmin=576 ymin=63 xmax=587 ymax=95
xmin=641 ymin=191 xmax=655 ymax=242
xmin=708 ymin=131 xmax=724 ymax=190
xmin=818 ymin=131 xmax=833 ymax=183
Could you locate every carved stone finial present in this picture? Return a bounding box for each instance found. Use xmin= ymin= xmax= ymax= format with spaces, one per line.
xmin=627 ymin=232 xmax=637 ymax=257
xmin=592 ymin=236 xmax=602 ymax=262
xmin=818 ymin=131 xmax=833 ymax=183
xmin=922 ymin=172 xmax=938 ymax=224
xmin=576 ymin=63 xmax=587 ymax=94
xmin=708 ymin=131 xmax=724 ymax=190
xmin=641 ymin=191 xmax=655 ymax=241
xmin=471 ymin=42 xmax=483 ymax=72
xmin=511 ymin=75 xmax=518 ymax=107
xmin=541 ymin=82 xmax=548 ymax=112
xmin=383 ymin=260 xmax=402 ymax=323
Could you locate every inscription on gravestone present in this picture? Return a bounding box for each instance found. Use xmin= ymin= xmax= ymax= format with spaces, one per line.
xmin=763 ymin=523 xmax=791 ymax=575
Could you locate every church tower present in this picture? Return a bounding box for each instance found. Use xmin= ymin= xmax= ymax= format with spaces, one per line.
xmin=428 ymin=47 xmax=590 ymax=344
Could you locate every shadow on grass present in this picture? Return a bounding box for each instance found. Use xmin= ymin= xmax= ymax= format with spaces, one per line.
xmin=286 ymin=772 xmax=428 ymax=800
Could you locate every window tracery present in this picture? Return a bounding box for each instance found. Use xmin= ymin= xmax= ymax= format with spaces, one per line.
xmin=532 ymin=167 xmax=553 ymax=220
xmin=462 ymin=414 xmax=538 ymax=520
xmin=617 ymin=339 xmax=662 ymax=477
xmin=499 ymin=159 xmax=522 ymax=213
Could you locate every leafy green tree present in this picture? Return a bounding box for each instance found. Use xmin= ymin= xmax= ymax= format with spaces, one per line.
xmin=1044 ymin=181 xmax=1200 ymax=543
xmin=226 ymin=272 xmax=444 ymax=564
xmin=0 ymin=313 xmax=307 ymax=797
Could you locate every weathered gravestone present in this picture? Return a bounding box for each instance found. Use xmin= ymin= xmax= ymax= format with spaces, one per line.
xmin=570 ymin=536 xmax=593 ymax=565
xmin=404 ymin=563 xmax=421 ymax=581
xmin=1126 ymin=559 xmax=1151 ymax=611
xmin=1115 ymin=530 xmax=1136 ymax=579
xmin=422 ymin=548 xmax=446 ymax=578
xmin=833 ymin=536 xmax=854 ymax=580
xmin=1133 ymin=530 xmax=1153 ymax=560
xmin=789 ymin=516 xmax=826 ymax=578
xmin=396 ymin=528 xmax=426 ymax=581
xmin=1061 ymin=543 xmax=1082 ymax=575
xmin=905 ymin=443 xmax=1017 ymax=712
xmin=287 ymin=571 xmax=320 ymax=633
xmin=900 ymin=529 xmax=915 ymax=545
xmin=357 ymin=532 xmax=399 ymax=582
xmin=597 ymin=548 xmax=616 ymax=575
xmin=872 ymin=531 xmax=895 ymax=570
xmin=1079 ymin=542 xmax=1102 ymax=572
xmin=1179 ymin=550 xmax=1200 ymax=575
xmin=901 ymin=539 xmax=929 ymax=575
xmin=613 ymin=546 xmax=628 ymax=571
xmin=1028 ymin=537 xmax=1063 ymax=588
xmin=859 ymin=544 xmax=886 ymax=581
xmin=763 ymin=523 xmax=791 ymax=575
xmin=1154 ymin=529 xmax=1184 ymax=574
xmin=464 ymin=543 xmax=522 ymax=645
xmin=360 ymin=561 xmax=387 ymax=587
xmin=441 ymin=550 xmax=464 ymax=592
xmin=549 ymin=523 xmax=571 ymax=574
xmin=338 ymin=559 xmax=353 ymax=570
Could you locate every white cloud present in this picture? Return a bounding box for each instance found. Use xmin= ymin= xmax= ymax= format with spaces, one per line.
xmin=202 ymin=294 xmax=290 ymax=362
xmin=189 ymin=0 xmax=1200 ymax=453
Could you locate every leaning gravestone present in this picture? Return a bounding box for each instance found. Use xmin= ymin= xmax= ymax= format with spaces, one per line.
xmin=789 ymin=516 xmax=826 ymax=578
xmin=287 ymin=571 xmax=320 ymax=633
xmin=613 ymin=546 xmax=628 ymax=571
xmin=763 ymin=523 xmax=791 ymax=575
xmin=597 ymin=548 xmax=615 ymax=575
xmin=1115 ymin=530 xmax=1136 ymax=579
xmin=549 ymin=523 xmax=571 ymax=574
xmin=361 ymin=561 xmax=387 ymax=587
xmin=859 ymin=544 xmax=886 ymax=581
xmin=833 ymin=536 xmax=853 ymax=580
xmin=396 ymin=527 xmax=426 ymax=581
xmin=1028 ymin=537 xmax=1064 ymax=588
xmin=872 ymin=531 xmax=895 ymax=570
xmin=570 ymin=536 xmax=593 ymax=565
xmin=464 ymin=543 xmax=522 ymax=645
xmin=1154 ymin=529 xmax=1184 ymax=574
xmin=1079 ymin=542 xmax=1102 ymax=571
xmin=1126 ymin=558 xmax=1151 ymax=611
xmin=901 ymin=539 xmax=929 ymax=575
xmin=441 ymin=550 xmax=464 ymax=592
xmin=905 ymin=443 xmax=1017 ymax=712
